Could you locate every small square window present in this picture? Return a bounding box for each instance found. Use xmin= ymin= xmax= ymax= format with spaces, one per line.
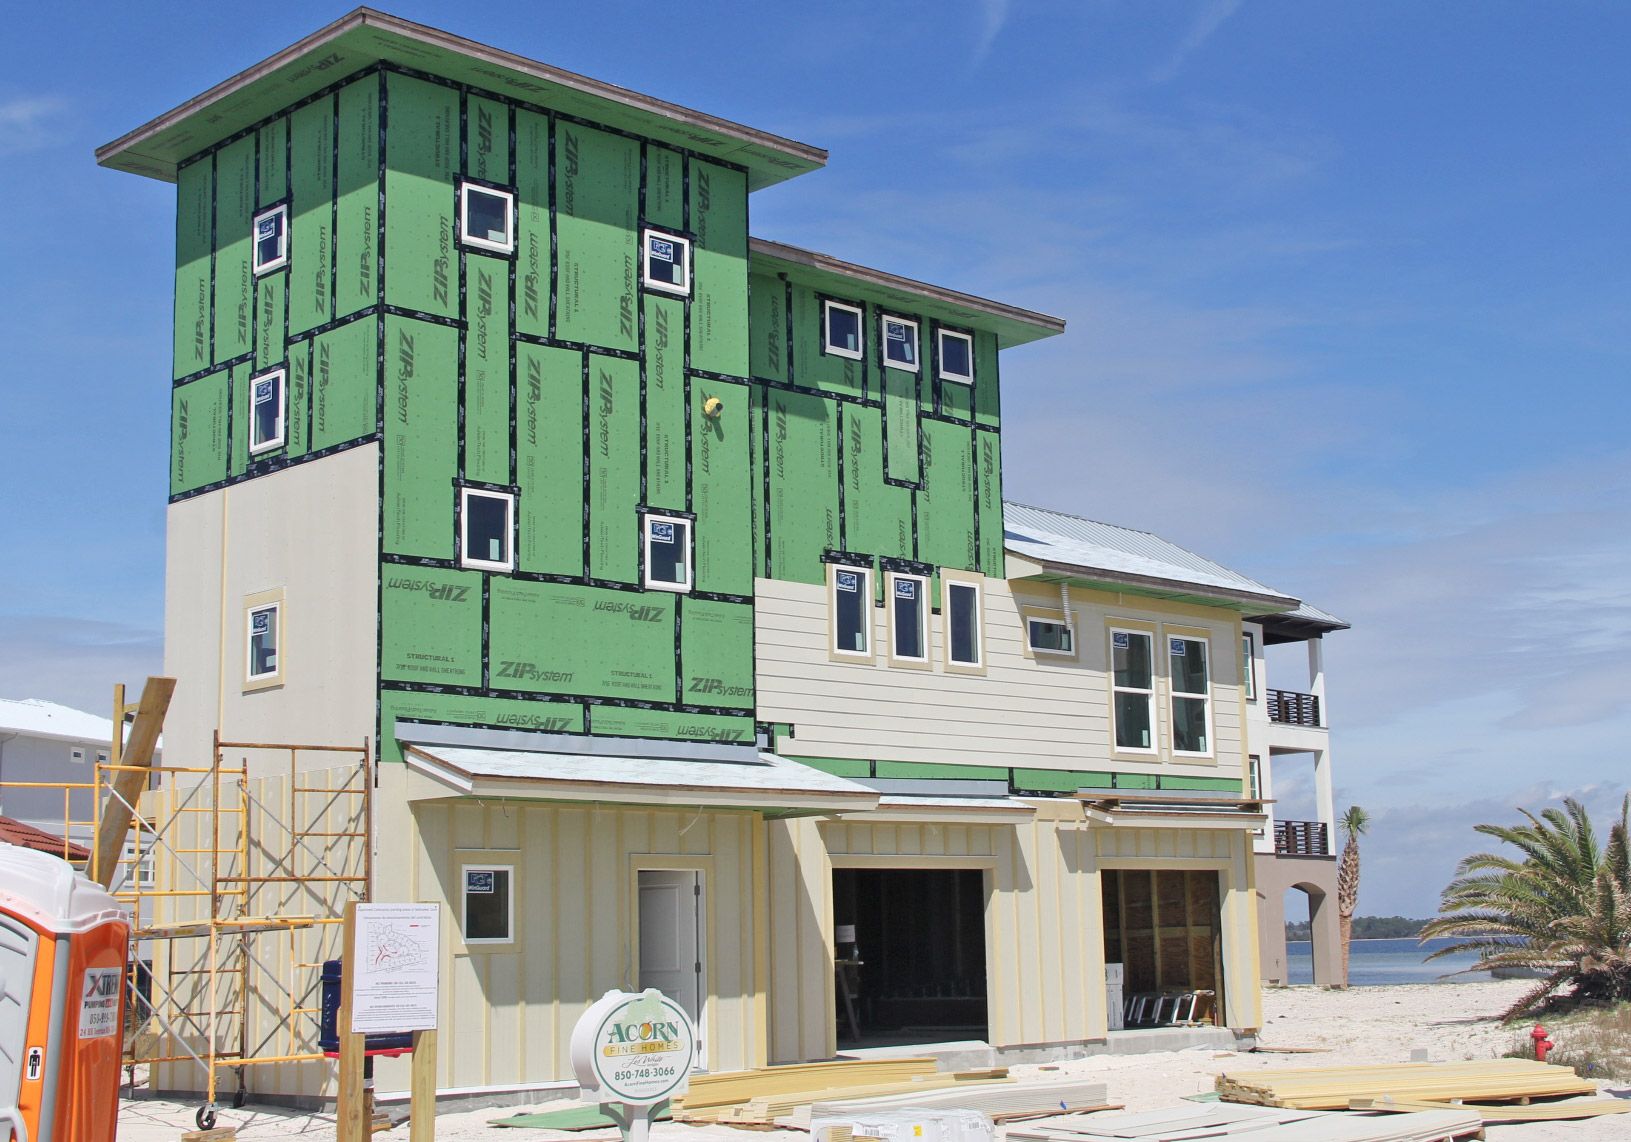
xmin=946 ymin=579 xmax=982 ymax=668
xmin=249 ymin=368 xmax=286 ymax=455
xmin=644 ymin=514 xmax=692 ymax=592
xmin=882 ymin=315 xmax=920 ymax=372
xmin=888 ymin=573 xmax=928 ymax=662
xmin=642 ymin=229 xmax=691 ymax=296
xmin=69 ymin=747 xmax=86 ymax=764
xmin=823 ymin=300 xmax=864 ymax=360
xmin=463 ymin=865 xmax=513 ymax=944
xmin=459 ymin=183 xmax=515 ymax=254
xmin=1027 ymin=617 xmax=1074 ymax=656
xmin=247 ymin=603 xmax=280 ymax=682
xmin=937 ymin=329 xmax=974 ymax=384
xmin=460 ymin=488 xmax=515 ymax=572
xmin=831 ymin=565 xmax=871 ymax=658
xmin=252 ymin=204 xmax=288 ymax=274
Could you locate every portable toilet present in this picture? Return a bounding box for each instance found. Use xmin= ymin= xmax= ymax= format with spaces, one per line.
xmin=0 ymin=842 xmax=130 ymax=1142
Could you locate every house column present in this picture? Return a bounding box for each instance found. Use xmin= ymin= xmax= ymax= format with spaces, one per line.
xmin=1307 ymin=636 xmax=1327 ymax=726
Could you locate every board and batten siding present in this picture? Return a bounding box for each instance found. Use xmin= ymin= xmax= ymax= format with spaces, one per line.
xmin=767 ymin=811 xmax=1260 ymax=1064
xmin=755 ymin=577 xmax=1246 ymax=782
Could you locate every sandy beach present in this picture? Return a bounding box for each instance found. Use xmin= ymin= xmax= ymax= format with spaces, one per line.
xmin=116 ymin=979 xmax=1628 ymax=1141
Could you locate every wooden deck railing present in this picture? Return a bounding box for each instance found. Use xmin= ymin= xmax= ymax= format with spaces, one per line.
xmin=1275 ymin=819 xmax=1331 ymax=856
xmin=1267 ymin=688 xmax=1322 ymax=727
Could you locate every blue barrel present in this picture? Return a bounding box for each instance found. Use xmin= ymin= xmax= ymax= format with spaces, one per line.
xmin=319 ymin=959 xmax=415 ymax=1053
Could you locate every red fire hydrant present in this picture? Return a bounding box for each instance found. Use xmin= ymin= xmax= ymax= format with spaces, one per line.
xmin=1531 ymin=1023 xmax=1554 ymax=1062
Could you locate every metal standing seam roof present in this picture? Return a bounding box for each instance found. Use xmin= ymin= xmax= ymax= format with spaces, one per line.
xmin=0 ymin=698 xmax=116 ymax=745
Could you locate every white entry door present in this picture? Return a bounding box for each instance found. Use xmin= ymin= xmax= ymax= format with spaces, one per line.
xmin=638 ymin=869 xmax=705 ymax=1067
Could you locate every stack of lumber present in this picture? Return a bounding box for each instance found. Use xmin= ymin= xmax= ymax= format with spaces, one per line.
xmin=1352 ymin=1093 xmax=1631 ymax=1124
xmin=778 ymin=1078 xmax=1116 ymax=1129
xmin=674 ymin=1058 xmax=1013 ymax=1125
xmin=1008 ymin=1102 xmax=1484 ymax=1142
xmin=1216 ymin=1058 xmax=1596 ymax=1110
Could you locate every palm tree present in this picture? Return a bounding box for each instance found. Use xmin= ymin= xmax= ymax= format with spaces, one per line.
xmin=1337 ymin=805 xmax=1370 ymax=986
xmin=1421 ymin=796 xmax=1631 ymax=1018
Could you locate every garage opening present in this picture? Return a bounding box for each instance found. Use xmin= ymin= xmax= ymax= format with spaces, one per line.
xmin=1102 ymin=869 xmax=1223 ymax=1028
xmin=832 ymin=868 xmax=988 ymax=1047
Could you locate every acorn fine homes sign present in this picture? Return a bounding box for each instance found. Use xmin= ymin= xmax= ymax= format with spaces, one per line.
xmin=571 ymin=988 xmax=696 ymax=1141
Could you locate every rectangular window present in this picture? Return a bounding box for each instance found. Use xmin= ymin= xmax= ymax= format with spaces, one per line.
xmin=1169 ymin=635 xmax=1212 ymax=755
xmin=462 ymin=865 xmax=513 ymax=944
xmin=945 ymin=579 xmax=982 ymax=668
xmin=252 ymin=203 xmax=288 ymax=274
xmin=459 ymin=183 xmax=515 ymax=254
xmin=881 ymin=315 xmax=920 ymax=372
xmin=937 ymin=329 xmax=974 ymax=383
xmin=831 ymin=565 xmax=871 ymax=658
xmin=1242 ymin=632 xmax=1257 ymax=701
xmin=249 ymin=368 xmax=286 ymax=455
xmin=247 ymin=602 xmax=280 ymax=683
xmin=823 ymin=300 xmax=864 ymax=359
xmin=1111 ymin=629 xmax=1154 ymax=752
xmin=642 ymin=229 xmax=691 ymax=296
xmin=69 ymin=747 xmax=86 ymax=764
xmin=122 ymin=841 xmax=156 ymax=889
xmin=888 ymin=573 xmax=928 ymax=662
xmin=644 ymin=514 xmax=692 ymax=592
xmin=1028 ymin=617 xmax=1074 ymax=656
xmin=1247 ymin=755 xmax=1262 ymax=801
xmin=459 ymin=488 xmax=515 ymax=573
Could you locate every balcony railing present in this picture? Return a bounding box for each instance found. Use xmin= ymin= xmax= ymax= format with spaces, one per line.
xmin=1267 ymin=688 xmax=1322 ymax=727
xmin=1275 ymin=819 xmax=1331 ymax=857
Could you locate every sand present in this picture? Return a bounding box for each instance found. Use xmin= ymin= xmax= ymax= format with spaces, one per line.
xmin=115 ymin=979 xmax=1629 ymax=1141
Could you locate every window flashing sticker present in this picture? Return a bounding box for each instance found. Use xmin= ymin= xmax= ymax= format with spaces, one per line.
xmin=1112 ymin=631 xmax=1130 ymax=650
xmin=649 ymin=237 xmax=675 ymax=263
xmin=251 ymin=609 xmax=271 ymax=635
xmin=836 ymin=570 xmax=859 ymax=593
xmin=650 ymin=520 xmax=676 ymax=544
xmin=257 ymin=214 xmax=280 ymax=241
xmin=894 ymin=579 xmax=917 ymax=600
xmin=79 ymin=967 xmax=122 ymax=1039
xmin=256 ymin=378 xmax=275 ymax=402
xmin=1170 ymin=637 xmax=1187 ymax=656
xmin=466 ymin=869 xmax=495 ymax=894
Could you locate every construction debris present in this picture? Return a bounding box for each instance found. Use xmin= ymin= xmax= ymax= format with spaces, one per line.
xmin=810 ymin=1107 xmax=995 ymax=1142
xmin=778 ymin=1079 xmax=1115 ymax=1129
xmin=674 ymin=1059 xmax=1012 ymax=1126
xmin=1216 ymin=1057 xmax=1596 ymax=1109
xmin=1351 ymin=1093 xmax=1631 ymax=1124
xmin=1007 ymin=1102 xmax=1483 ymax=1142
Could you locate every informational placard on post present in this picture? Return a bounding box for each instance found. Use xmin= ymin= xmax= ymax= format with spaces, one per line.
xmin=571 ymin=989 xmax=695 ymax=1142
xmin=351 ymin=902 xmax=441 ymax=1034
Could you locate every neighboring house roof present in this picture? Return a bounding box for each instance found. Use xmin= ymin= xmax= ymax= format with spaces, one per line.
xmin=0 ymin=817 xmax=90 ymax=862
xmin=1003 ymin=501 xmax=1347 ymax=631
xmin=0 ymin=698 xmax=116 ymax=746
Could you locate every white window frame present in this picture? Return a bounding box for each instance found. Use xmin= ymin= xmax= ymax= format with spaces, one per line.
xmin=828 ymin=564 xmax=873 ymax=660
xmin=458 ymin=182 xmax=516 ymax=255
xmin=822 ymin=299 xmax=865 ymax=360
xmin=1247 ymin=754 xmax=1262 ymax=801
xmin=248 ymin=368 xmax=286 ymax=456
xmin=881 ymin=314 xmax=920 ymax=373
xmin=643 ymin=513 xmax=693 ymax=593
xmin=69 ymin=747 xmax=86 ymax=764
xmin=1168 ymin=633 xmax=1214 ymax=758
xmin=936 ymin=328 xmax=975 ymax=384
xmin=246 ymin=599 xmax=282 ymax=687
xmin=641 ymin=228 xmax=692 ymax=297
xmin=1110 ymin=627 xmax=1157 ymax=755
xmin=1242 ymin=631 xmax=1257 ymax=701
xmin=459 ymin=488 xmax=516 ymax=573
xmin=461 ymin=863 xmax=515 ymax=946
xmin=887 ymin=572 xmax=930 ymax=666
xmin=251 ymin=203 xmax=288 ymax=275
xmin=1026 ymin=614 xmax=1075 ymax=657
xmin=122 ymin=840 xmax=157 ymax=889
xmin=942 ymin=571 xmax=985 ymax=673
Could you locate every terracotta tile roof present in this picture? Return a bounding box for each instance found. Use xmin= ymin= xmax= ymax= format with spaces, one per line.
xmin=0 ymin=817 xmax=89 ymax=861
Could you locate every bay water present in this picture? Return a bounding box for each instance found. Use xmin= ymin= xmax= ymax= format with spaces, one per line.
xmin=1286 ymin=936 xmax=1495 ymax=986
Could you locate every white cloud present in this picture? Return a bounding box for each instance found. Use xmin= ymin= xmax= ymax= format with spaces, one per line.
xmin=0 ymin=96 xmax=68 ymax=154
xmin=0 ymin=616 xmax=162 ymax=715
xmin=1150 ymin=0 xmax=1243 ymax=84
xmin=972 ymin=0 xmax=1013 ymax=66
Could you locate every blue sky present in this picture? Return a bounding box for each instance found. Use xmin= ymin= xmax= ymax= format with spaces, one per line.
xmin=1 ymin=1 xmax=1627 ymax=916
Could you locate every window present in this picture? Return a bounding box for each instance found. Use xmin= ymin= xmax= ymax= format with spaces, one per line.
xmin=937 ymin=329 xmax=974 ymax=383
xmin=830 ymin=565 xmax=871 ymax=658
xmin=1247 ymin=755 xmax=1262 ymax=801
xmin=1242 ymin=632 xmax=1257 ymax=701
xmin=642 ymin=228 xmax=691 ymax=296
xmin=1027 ymin=614 xmax=1074 ymax=656
xmin=462 ymin=865 xmax=513 ymax=944
xmin=888 ymin=573 xmax=928 ymax=663
xmin=247 ymin=602 xmax=280 ymax=683
xmin=459 ymin=488 xmax=515 ymax=572
xmin=823 ymin=300 xmax=864 ymax=360
xmin=249 ymin=368 xmax=286 ymax=455
xmin=1169 ymin=635 xmax=1212 ymax=755
xmin=122 ymin=841 xmax=156 ymax=889
xmin=69 ymin=747 xmax=86 ymax=764
xmin=643 ymin=514 xmax=692 ymax=592
xmin=95 ymin=750 xmax=108 ymax=765
xmin=944 ymin=576 xmax=983 ymax=669
xmin=1111 ymin=629 xmax=1155 ymax=752
xmin=881 ymin=315 xmax=919 ymax=372
xmin=459 ymin=182 xmax=515 ymax=254
xmin=252 ymin=203 xmax=288 ymax=274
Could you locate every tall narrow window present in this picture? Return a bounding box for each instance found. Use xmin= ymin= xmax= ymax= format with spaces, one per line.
xmin=252 ymin=203 xmax=288 ymax=274
xmin=459 ymin=182 xmax=516 ymax=254
xmin=1111 ymin=629 xmax=1154 ymax=752
xmin=462 ymin=865 xmax=513 ymax=944
xmin=644 ymin=514 xmax=692 ymax=591
xmin=459 ymin=488 xmax=515 ymax=573
xmin=824 ymin=300 xmax=864 ymax=359
xmin=1247 ymin=755 xmax=1262 ymax=801
xmin=1169 ymin=635 xmax=1212 ymax=755
xmin=247 ymin=602 xmax=280 ymax=683
xmin=642 ymin=229 xmax=691 ymax=296
xmin=249 ymin=368 xmax=285 ymax=455
xmin=889 ymin=574 xmax=928 ymax=662
xmin=831 ymin=565 xmax=871 ymax=658
xmin=937 ymin=329 xmax=974 ymax=383
xmin=881 ymin=315 xmax=919 ymax=372
xmin=945 ymin=578 xmax=982 ymax=669
xmin=1242 ymin=632 xmax=1257 ymax=701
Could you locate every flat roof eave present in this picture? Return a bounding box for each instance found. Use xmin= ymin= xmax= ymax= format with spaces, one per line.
xmin=96 ymin=7 xmax=826 ymax=190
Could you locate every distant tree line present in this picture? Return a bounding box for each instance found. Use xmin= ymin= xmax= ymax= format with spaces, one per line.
xmin=1286 ymin=914 xmax=1427 ymax=940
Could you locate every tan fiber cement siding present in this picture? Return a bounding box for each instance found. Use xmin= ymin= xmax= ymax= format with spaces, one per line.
xmin=754 ymin=578 xmax=1245 ymax=782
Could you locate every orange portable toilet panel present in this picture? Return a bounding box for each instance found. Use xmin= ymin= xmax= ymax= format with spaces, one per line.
xmin=0 ymin=843 xmax=129 ymax=1142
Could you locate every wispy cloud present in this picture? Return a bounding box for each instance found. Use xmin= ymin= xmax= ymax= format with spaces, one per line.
xmin=0 ymin=616 xmax=162 ymax=715
xmin=972 ymin=0 xmax=1013 ymax=67
xmin=0 ymin=96 xmax=68 ymax=154
xmin=1151 ymin=0 xmax=1243 ymax=84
